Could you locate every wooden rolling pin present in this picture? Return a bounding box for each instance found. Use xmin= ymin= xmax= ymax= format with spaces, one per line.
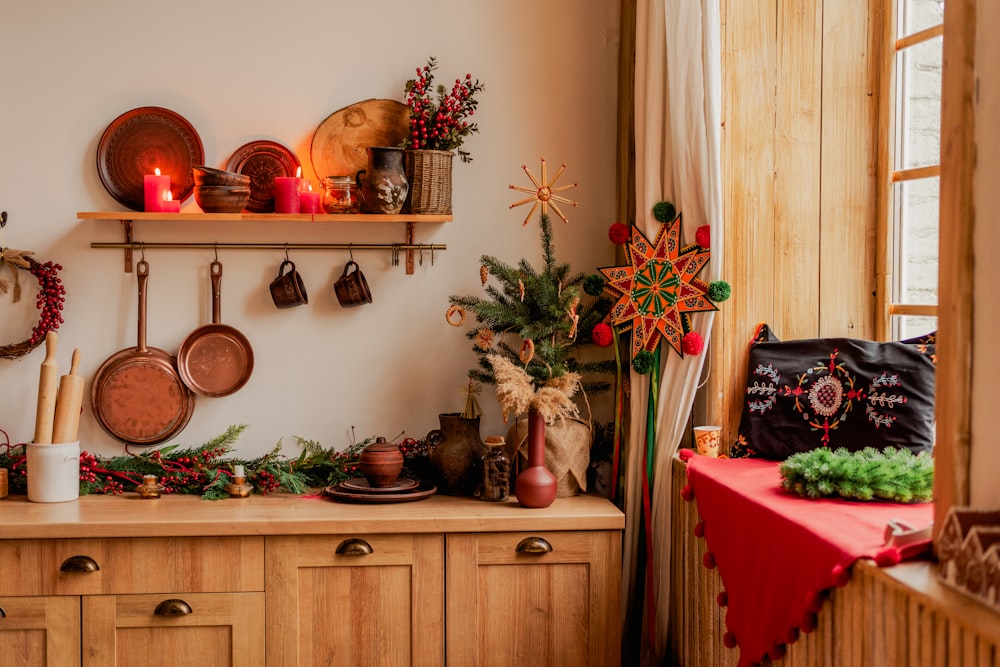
xmin=52 ymin=349 xmax=84 ymax=444
xmin=32 ymin=331 xmax=58 ymax=444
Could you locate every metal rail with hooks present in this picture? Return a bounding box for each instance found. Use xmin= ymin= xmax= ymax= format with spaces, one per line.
xmin=79 ymin=212 xmax=451 ymax=273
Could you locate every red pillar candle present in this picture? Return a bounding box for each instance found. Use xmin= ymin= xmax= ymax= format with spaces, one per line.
xmin=299 ymin=183 xmax=321 ymax=214
xmin=143 ymin=168 xmax=170 ymax=212
xmin=274 ymin=166 xmax=303 ymax=214
xmin=160 ymin=190 xmax=180 ymax=213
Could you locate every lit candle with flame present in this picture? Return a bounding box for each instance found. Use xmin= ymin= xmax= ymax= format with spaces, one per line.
xmin=274 ymin=166 xmax=303 ymax=214
xmin=160 ymin=190 xmax=180 ymax=213
xmin=299 ymin=182 xmax=321 ymax=214
xmin=143 ymin=167 xmax=170 ymax=212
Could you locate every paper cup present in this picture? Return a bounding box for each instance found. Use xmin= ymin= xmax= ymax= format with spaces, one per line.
xmin=693 ymin=426 xmax=721 ymax=458
xmin=27 ymin=441 xmax=80 ymax=503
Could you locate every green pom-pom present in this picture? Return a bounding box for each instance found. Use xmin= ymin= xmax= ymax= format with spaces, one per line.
xmin=708 ymin=280 xmax=732 ymax=303
xmin=583 ymin=274 xmax=605 ymax=297
xmin=632 ymin=350 xmax=656 ymax=375
xmin=652 ymin=201 xmax=677 ymax=223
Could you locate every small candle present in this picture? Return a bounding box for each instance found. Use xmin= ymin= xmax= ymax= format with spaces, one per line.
xmin=143 ymin=168 xmax=170 ymax=212
xmin=233 ymin=464 xmax=245 ymax=478
xmin=299 ymin=183 xmax=322 ymax=214
xmin=160 ymin=190 xmax=181 ymax=213
xmin=274 ymin=166 xmax=303 ymax=214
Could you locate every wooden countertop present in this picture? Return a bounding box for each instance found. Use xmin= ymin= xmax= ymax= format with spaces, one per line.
xmin=0 ymin=492 xmax=625 ymax=539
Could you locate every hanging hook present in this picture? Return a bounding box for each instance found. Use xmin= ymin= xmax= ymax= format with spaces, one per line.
xmin=213 ymin=243 xmax=219 ymax=262
xmin=431 ymin=245 xmax=435 ymax=266
xmin=140 ymin=242 xmax=146 ymax=261
xmin=349 ymin=243 xmax=354 ymax=262
xmin=419 ymin=244 xmax=424 ymax=266
xmin=391 ymin=243 xmax=399 ymax=266
xmin=284 ymin=244 xmax=290 ymax=262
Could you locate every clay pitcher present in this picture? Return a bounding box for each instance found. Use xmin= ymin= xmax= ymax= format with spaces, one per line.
xmin=427 ymin=413 xmax=486 ymax=496
xmin=355 ymin=146 xmax=408 ymax=214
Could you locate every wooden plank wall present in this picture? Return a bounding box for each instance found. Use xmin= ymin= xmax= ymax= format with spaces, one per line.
xmin=708 ymin=0 xmax=879 ymax=443
xmin=668 ymin=458 xmax=1000 ymax=666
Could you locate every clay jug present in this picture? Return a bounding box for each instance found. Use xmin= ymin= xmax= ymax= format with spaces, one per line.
xmin=355 ymin=146 xmax=408 ymax=214
xmin=427 ymin=413 xmax=486 ymax=496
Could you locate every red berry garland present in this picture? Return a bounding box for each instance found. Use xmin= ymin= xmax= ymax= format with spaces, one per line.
xmin=0 ymin=257 xmax=65 ymax=360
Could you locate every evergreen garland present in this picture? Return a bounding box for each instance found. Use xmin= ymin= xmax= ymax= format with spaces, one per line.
xmin=778 ymin=446 xmax=934 ymax=503
xmin=449 ymin=212 xmax=615 ymax=394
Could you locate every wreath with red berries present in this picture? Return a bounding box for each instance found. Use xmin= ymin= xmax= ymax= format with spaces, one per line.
xmin=0 ymin=255 xmax=66 ymax=360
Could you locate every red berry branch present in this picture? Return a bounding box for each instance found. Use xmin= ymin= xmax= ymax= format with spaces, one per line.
xmin=402 ymin=56 xmax=485 ymax=163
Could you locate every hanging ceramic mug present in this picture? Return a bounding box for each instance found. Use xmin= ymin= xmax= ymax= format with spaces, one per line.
xmin=334 ymin=260 xmax=372 ymax=307
xmin=270 ymin=259 xmax=309 ymax=308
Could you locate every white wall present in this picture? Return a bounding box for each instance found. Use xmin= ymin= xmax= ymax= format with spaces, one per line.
xmin=971 ymin=0 xmax=1000 ymax=506
xmin=0 ymin=0 xmax=621 ymax=457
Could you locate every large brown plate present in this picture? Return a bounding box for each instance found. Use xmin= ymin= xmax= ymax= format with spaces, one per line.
xmin=324 ymin=481 xmax=436 ymax=504
xmin=225 ymin=140 xmax=300 ymax=213
xmin=97 ymin=107 xmax=204 ymax=212
xmin=310 ymin=99 xmax=410 ymax=179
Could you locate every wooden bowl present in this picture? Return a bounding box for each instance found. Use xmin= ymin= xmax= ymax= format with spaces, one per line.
xmin=192 ymin=165 xmax=251 ymax=187
xmin=194 ymin=185 xmax=251 ymax=213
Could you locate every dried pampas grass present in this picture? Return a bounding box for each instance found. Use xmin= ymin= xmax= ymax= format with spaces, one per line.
xmin=487 ymin=354 xmax=581 ymax=424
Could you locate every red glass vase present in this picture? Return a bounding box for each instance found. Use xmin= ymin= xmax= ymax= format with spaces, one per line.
xmin=514 ymin=409 xmax=557 ymax=508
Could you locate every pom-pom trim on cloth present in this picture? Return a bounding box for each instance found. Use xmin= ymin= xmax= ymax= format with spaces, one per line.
xmin=678 ymin=448 xmax=695 ymax=462
xmin=680 ymin=483 xmax=695 ymax=501
xmin=608 ymin=222 xmax=630 ymax=245
xmin=682 ymin=331 xmax=704 ymax=356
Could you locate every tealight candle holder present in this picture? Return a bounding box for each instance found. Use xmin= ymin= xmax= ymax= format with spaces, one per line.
xmin=136 ymin=474 xmax=165 ymax=499
xmin=225 ymin=465 xmax=253 ymax=498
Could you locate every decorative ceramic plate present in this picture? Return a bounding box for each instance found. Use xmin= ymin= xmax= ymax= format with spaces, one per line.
xmin=225 ymin=140 xmax=300 ymax=213
xmin=310 ymin=99 xmax=410 ymax=180
xmin=324 ymin=481 xmax=436 ymax=504
xmin=97 ymin=106 xmax=204 ymax=211
xmin=339 ymin=477 xmax=419 ymax=494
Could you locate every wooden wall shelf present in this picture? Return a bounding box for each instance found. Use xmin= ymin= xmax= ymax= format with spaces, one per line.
xmin=78 ymin=211 xmax=452 ymax=274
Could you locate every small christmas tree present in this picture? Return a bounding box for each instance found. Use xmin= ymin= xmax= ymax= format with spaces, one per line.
xmin=448 ymin=211 xmax=615 ymax=402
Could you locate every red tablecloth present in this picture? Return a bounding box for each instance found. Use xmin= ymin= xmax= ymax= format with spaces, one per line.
xmin=683 ymin=454 xmax=933 ymax=667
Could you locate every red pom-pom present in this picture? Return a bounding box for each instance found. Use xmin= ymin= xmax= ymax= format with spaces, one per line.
xmin=786 ymin=627 xmax=800 ymax=643
xmin=680 ymin=483 xmax=695 ymax=501
xmin=678 ymin=448 xmax=695 ymax=462
xmin=695 ymin=224 xmax=711 ymax=248
xmin=801 ymin=611 xmax=818 ymax=633
xmin=682 ymin=332 xmax=704 ymax=356
xmin=805 ymin=590 xmax=824 ymax=612
xmin=702 ymin=552 xmax=716 ymax=569
xmin=769 ymin=644 xmax=786 ymax=660
xmin=609 ymin=222 xmax=630 ymax=245
xmin=875 ymin=548 xmax=902 ymax=567
xmin=722 ymin=632 xmax=737 ymax=649
xmin=716 ymin=591 xmax=728 ymax=607
xmin=693 ymin=521 xmax=705 ymax=537
xmin=831 ymin=564 xmax=851 ymax=587
xmin=591 ymin=322 xmax=614 ymax=347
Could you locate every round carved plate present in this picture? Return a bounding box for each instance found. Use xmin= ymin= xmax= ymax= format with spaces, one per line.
xmin=324 ymin=481 xmax=436 ymax=504
xmin=97 ymin=106 xmax=204 ymax=212
xmin=310 ymin=99 xmax=410 ymax=180
xmin=225 ymin=140 xmax=300 ymax=213
xmin=339 ymin=477 xmax=419 ymax=494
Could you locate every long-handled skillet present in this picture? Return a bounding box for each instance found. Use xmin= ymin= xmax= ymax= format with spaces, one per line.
xmin=176 ymin=260 xmax=254 ymax=397
xmin=91 ymin=259 xmax=195 ymax=446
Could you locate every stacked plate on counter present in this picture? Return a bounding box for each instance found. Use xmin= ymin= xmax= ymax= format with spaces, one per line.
xmin=324 ymin=476 xmax=436 ymax=504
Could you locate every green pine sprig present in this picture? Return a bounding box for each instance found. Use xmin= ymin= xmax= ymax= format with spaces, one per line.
xmin=778 ymin=446 xmax=934 ymax=503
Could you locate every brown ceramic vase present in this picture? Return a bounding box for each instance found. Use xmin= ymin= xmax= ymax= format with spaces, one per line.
xmin=514 ymin=409 xmax=557 ymax=508
xmin=427 ymin=413 xmax=486 ymax=496
xmin=359 ymin=437 xmax=404 ymax=488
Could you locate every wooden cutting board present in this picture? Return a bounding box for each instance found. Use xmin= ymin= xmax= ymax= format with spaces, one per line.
xmin=310 ymin=99 xmax=410 ymax=180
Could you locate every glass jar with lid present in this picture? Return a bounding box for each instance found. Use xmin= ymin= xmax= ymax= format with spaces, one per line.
xmin=321 ymin=176 xmax=359 ymax=214
xmin=479 ymin=436 xmax=510 ymax=502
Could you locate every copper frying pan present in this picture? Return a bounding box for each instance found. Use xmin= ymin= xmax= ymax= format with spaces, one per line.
xmin=177 ymin=260 xmax=254 ymax=397
xmin=91 ymin=260 xmax=195 ymax=445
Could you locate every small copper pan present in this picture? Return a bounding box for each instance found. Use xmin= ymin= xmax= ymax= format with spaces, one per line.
xmin=91 ymin=260 xmax=195 ymax=446
xmin=177 ymin=260 xmax=254 ymax=397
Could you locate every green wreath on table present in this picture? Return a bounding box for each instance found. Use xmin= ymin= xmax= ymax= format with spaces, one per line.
xmin=0 ymin=425 xmax=433 ymax=500
xmin=778 ymin=446 xmax=933 ymax=503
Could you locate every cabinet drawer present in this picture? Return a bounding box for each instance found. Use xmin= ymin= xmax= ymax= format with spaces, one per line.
xmin=0 ymin=536 xmax=264 ymax=596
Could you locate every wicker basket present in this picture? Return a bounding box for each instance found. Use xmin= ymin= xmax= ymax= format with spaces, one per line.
xmin=405 ymin=149 xmax=453 ymax=214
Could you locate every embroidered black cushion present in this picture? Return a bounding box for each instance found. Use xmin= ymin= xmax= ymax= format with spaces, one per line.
xmin=731 ymin=325 xmax=936 ymax=460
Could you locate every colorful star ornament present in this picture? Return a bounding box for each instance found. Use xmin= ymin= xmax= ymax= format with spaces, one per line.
xmin=599 ymin=202 xmax=728 ymax=360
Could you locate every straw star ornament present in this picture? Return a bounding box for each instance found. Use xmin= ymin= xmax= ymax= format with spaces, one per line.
xmin=509 ymin=158 xmax=579 ymax=225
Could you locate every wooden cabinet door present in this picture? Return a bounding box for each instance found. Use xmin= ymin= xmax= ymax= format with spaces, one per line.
xmin=82 ymin=592 xmax=264 ymax=667
xmin=0 ymin=596 xmax=80 ymax=666
xmin=265 ymin=534 xmax=444 ymax=667
xmin=446 ymin=530 xmax=622 ymax=667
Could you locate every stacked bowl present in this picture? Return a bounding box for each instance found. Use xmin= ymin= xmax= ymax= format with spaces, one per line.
xmin=193 ymin=166 xmax=251 ymax=213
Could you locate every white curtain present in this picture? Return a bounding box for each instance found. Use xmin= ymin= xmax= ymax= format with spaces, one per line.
xmin=622 ymin=0 xmax=723 ymax=662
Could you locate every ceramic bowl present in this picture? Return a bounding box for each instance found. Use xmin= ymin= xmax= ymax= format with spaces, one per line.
xmin=194 ymin=185 xmax=251 ymax=213
xmin=192 ymin=165 xmax=251 ymax=187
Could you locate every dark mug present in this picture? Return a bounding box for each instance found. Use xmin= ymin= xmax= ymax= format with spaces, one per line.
xmin=334 ymin=260 xmax=372 ymax=307
xmin=270 ymin=259 xmax=308 ymax=309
